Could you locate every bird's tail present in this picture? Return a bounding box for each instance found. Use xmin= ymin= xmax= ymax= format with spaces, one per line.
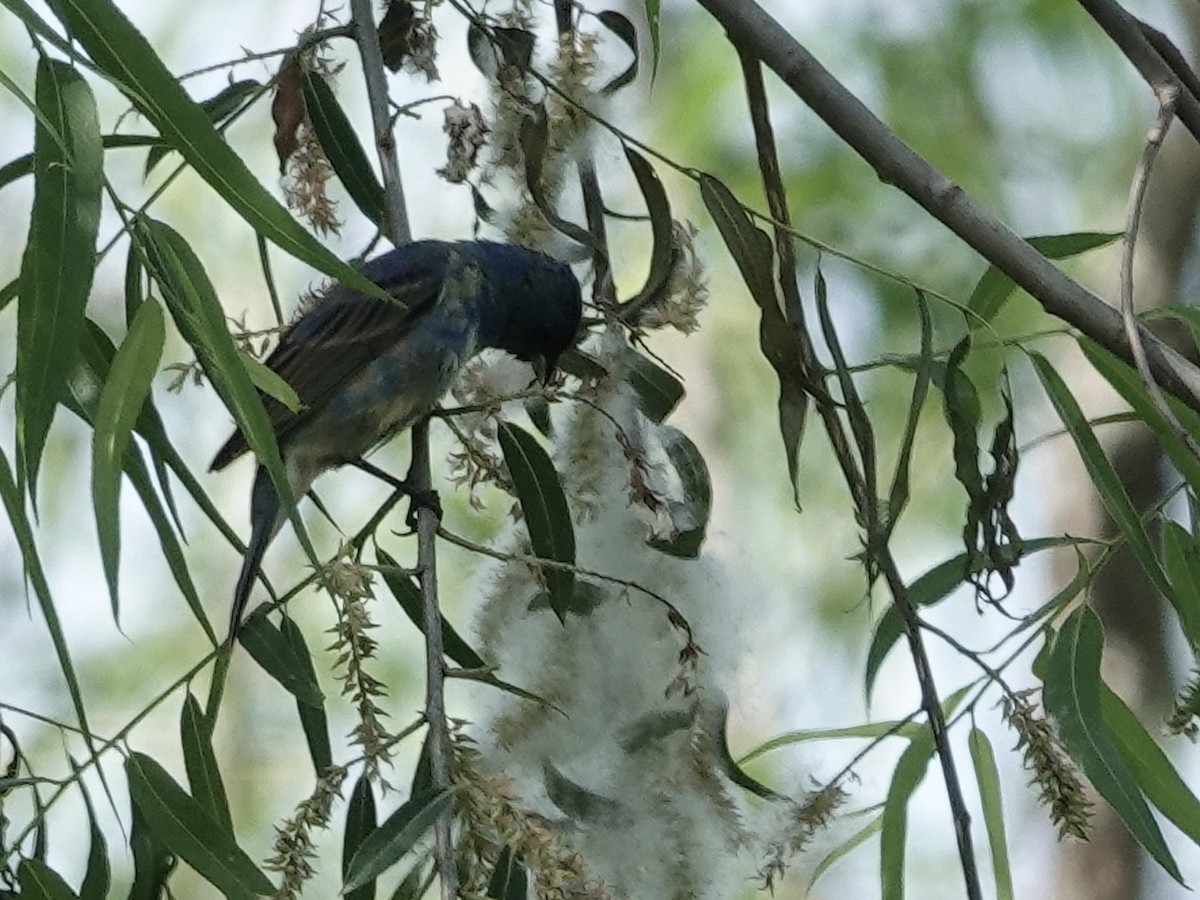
xmin=227 ymin=466 xmax=282 ymax=644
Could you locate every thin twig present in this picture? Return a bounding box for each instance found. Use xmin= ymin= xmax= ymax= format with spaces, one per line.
xmin=1119 ymin=84 xmax=1200 ymax=458
xmin=350 ymin=0 xmax=411 ymax=245
xmin=347 ymin=0 xmax=450 ymax=894
xmin=410 ymin=420 xmax=457 ymax=900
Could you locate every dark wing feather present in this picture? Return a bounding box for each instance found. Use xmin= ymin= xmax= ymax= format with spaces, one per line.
xmin=209 ymin=252 xmax=446 ymax=470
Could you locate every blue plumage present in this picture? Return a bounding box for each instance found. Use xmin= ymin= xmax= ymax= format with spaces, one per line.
xmin=212 ymin=240 xmax=582 ymax=638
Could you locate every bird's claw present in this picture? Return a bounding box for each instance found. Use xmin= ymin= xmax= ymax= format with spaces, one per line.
xmin=405 ymin=487 xmax=442 ymax=531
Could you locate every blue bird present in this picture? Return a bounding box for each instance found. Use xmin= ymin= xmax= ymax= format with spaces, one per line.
xmin=210 ymin=240 xmax=582 ymax=639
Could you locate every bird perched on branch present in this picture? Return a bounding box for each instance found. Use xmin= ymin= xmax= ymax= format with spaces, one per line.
xmin=211 ymin=240 xmax=582 ymax=640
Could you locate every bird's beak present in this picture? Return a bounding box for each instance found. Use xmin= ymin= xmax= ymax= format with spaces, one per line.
xmin=530 ymin=352 xmax=555 ymax=386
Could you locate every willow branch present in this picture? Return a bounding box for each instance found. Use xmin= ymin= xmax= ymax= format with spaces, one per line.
xmin=694 ymin=0 xmax=1200 ymax=412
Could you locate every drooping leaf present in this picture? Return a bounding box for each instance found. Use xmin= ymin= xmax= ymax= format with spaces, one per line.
xmin=126 ymin=752 xmax=276 ymax=898
xmin=180 ymin=693 xmax=233 ymax=834
xmin=137 ymin=216 xmax=313 ymax=565
xmin=378 ymin=0 xmax=415 ymax=71
xmin=886 ymin=291 xmax=933 ymax=535
xmin=968 ymin=727 xmax=1013 ymax=900
xmin=647 ymin=426 xmax=711 ymax=559
xmin=43 ymin=0 xmax=387 ymax=300
xmin=486 ymin=846 xmax=528 ymax=900
xmin=378 ymin=548 xmax=487 ymax=669
xmin=967 ymin=231 xmax=1122 ymax=324
xmin=620 ymin=146 xmax=674 ymax=319
xmin=144 ymin=79 xmax=262 ymax=175
xmin=1102 ymin=683 xmax=1200 ymax=850
xmin=880 ymin=732 xmax=935 ymax=900
xmin=16 ymin=859 xmax=78 ymax=899
xmin=864 ymin=537 xmax=1075 ymax=703
xmin=128 ymin=775 xmax=175 ymax=900
xmin=240 ymin=351 xmax=303 ymax=413
xmin=622 ymin=347 xmax=684 ymax=423
xmin=498 ymin=422 xmax=576 ymax=622
xmin=70 ymin=756 xmax=110 ymax=900
xmin=91 ymin=300 xmax=165 ymax=619
xmin=544 ymin=762 xmax=625 ymax=824
xmin=1162 ymin=522 xmax=1200 ymax=648
xmin=700 ymin=173 xmax=807 ymax=505
xmin=519 ymin=106 xmax=597 ymax=248
xmin=642 ymin=0 xmax=661 ymax=81
xmin=17 ymin=57 xmax=102 ymax=496
xmin=343 ymin=789 xmax=452 ymax=893
xmin=1032 ymin=353 xmax=1175 ymax=603
xmin=807 ymin=814 xmax=882 ymax=893
xmin=343 ymin=775 xmax=378 ymax=900
xmin=238 ymin=610 xmax=325 ymax=708
xmin=280 ymin=616 xmax=332 ymax=775
xmin=303 ymin=72 xmax=385 ymax=228
xmin=1080 ymin=338 xmax=1200 ymax=498
xmin=596 ymin=11 xmax=639 ymax=93
xmin=1044 ymin=607 xmax=1182 ymax=883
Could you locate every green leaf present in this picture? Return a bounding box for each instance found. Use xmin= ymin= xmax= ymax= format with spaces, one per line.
xmin=622 ymin=347 xmax=684 ymax=423
xmin=126 ymin=752 xmax=276 ymax=899
xmin=642 ymin=0 xmax=661 ymax=81
xmin=137 ymin=217 xmax=312 ymax=566
xmin=42 ymin=0 xmax=387 ymax=301
xmin=518 ymin=106 xmax=597 ymax=249
xmin=864 ymin=537 xmax=1071 ymax=702
xmin=180 ymin=693 xmax=233 ymax=834
xmin=646 ymin=425 xmax=711 ymax=559
xmin=1079 ymin=338 xmax=1200 ymax=499
xmin=620 ymin=146 xmax=674 ymax=320
xmin=968 ymin=727 xmax=1012 ymax=900
xmin=91 ymin=300 xmax=165 ymax=619
xmin=72 ymin=319 xmax=212 ymax=641
xmin=238 ymin=611 xmax=325 ymax=708
xmin=343 ymin=775 xmax=378 ymax=900
xmin=880 ymin=732 xmax=935 ymax=900
xmin=241 ymin=351 xmax=304 ymax=413
xmin=1044 ymin=606 xmax=1182 ymax=883
xmin=128 ymin=777 xmax=175 ymax=900
xmin=807 ymin=814 xmax=882 ymax=893
xmin=886 ymin=292 xmax=932 ymax=534
xmin=967 ymin=231 xmax=1121 ymax=324
xmin=378 ymin=548 xmax=487 ymax=669
xmin=1101 ymin=683 xmax=1200 ymax=849
xmin=487 ymin=846 xmax=528 ymax=900
xmin=344 ymin=789 xmax=453 ymax=893
xmin=17 ymin=859 xmax=79 ymax=900
xmin=739 ymin=720 xmax=923 ymax=765
xmin=144 ymin=79 xmax=262 ymax=175
xmin=596 ymin=11 xmax=639 ymax=94
xmin=1162 ymin=522 xmax=1200 ymax=648
xmin=0 ymin=447 xmax=106 ymax=814
xmin=498 ymin=422 xmax=576 ymax=622
xmin=1032 ymin=353 xmax=1175 ymax=604
xmin=700 ymin=173 xmax=807 ymax=506
xmin=303 ymin=72 xmax=385 ymax=228
xmin=280 ymin=616 xmax=332 ymax=775
xmin=17 ymin=57 xmax=103 ymax=495
xmin=72 ymin=757 xmax=110 ymax=900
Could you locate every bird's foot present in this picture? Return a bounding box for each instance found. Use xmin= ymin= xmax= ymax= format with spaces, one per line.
xmin=405 ymin=487 xmax=442 ymax=531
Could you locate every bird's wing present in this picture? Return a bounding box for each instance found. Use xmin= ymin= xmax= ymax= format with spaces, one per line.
xmin=209 ymin=249 xmax=452 ymax=470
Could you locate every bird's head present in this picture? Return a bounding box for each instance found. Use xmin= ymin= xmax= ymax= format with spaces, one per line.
xmin=465 ymin=242 xmax=583 ymax=383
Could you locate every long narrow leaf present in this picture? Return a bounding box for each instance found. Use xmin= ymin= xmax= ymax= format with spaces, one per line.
xmin=498 ymin=422 xmax=575 ymax=621
xmin=91 ymin=300 xmax=165 ymax=619
xmin=968 ymin=727 xmax=1012 ymax=900
xmin=1032 ymin=354 xmax=1176 ymax=604
xmin=180 ymin=693 xmax=233 ymax=834
xmin=126 ymin=752 xmax=275 ymax=899
xmin=280 ymin=617 xmax=332 ymax=775
xmin=344 ymin=789 xmax=453 ymax=893
xmin=303 ymin=72 xmax=384 ymax=228
xmin=1102 ymin=684 xmax=1200 ymax=849
xmin=43 ymin=0 xmax=388 ymax=300
xmin=17 ymin=57 xmax=102 ymax=495
xmin=1044 ymin=607 xmax=1182 ymax=883
xmin=880 ymin=733 xmax=935 ymax=900
xmin=343 ymin=775 xmax=378 ymax=900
